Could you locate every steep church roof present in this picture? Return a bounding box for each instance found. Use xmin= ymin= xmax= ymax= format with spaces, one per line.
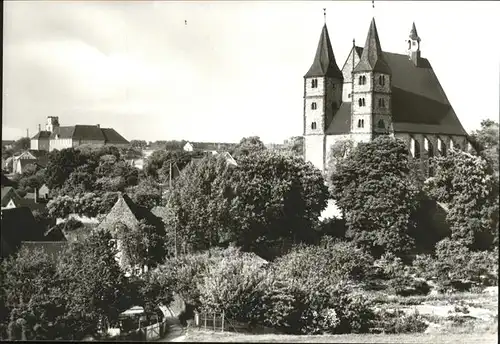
xmin=304 ymin=25 xmax=343 ymax=79
xmin=31 ymin=131 xmax=51 ymax=140
xmin=353 ymin=18 xmax=391 ymax=74
xmin=328 ymin=47 xmax=468 ymax=136
xmin=48 ymin=125 xmax=128 ymax=144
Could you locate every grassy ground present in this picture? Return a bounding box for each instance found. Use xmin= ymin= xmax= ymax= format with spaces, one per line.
xmin=180 ymin=330 xmax=498 ymax=343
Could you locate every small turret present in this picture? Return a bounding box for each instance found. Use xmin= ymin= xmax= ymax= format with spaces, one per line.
xmin=407 ymin=22 xmax=421 ymax=67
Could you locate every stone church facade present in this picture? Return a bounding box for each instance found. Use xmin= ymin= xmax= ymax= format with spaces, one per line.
xmin=303 ymin=18 xmax=472 ymax=174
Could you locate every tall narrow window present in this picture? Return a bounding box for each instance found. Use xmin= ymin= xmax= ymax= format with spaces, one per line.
xmin=362 ymin=98 xmax=366 ymax=106
xmin=362 ymin=75 xmax=366 ymax=85
xmin=311 ymin=102 xmax=317 ymax=110
xmin=358 ymin=119 xmax=364 ymax=128
xmin=377 ymin=119 xmax=385 ymax=129
xmin=311 ymin=122 xmax=317 ymax=130
xmin=348 ymin=93 xmax=351 ymax=98
xmin=311 ymin=79 xmax=318 ymax=88
xmin=358 ymin=98 xmax=362 ymax=107
xmin=358 ymin=76 xmax=363 ymax=85
xmin=379 ymin=75 xmax=385 ymax=86
xmin=378 ymin=98 xmax=385 ymax=108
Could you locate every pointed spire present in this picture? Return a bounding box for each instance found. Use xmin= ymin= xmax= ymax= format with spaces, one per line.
xmin=304 ymin=24 xmax=343 ymax=79
xmin=409 ymin=22 xmax=421 ymax=42
xmin=353 ymin=18 xmax=391 ymax=74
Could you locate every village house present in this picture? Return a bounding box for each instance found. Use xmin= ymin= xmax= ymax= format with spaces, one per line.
xmin=1 ymin=186 xmax=23 ymax=210
xmin=303 ymin=18 xmax=473 ymax=175
xmin=11 ymin=150 xmax=48 ymax=175
xmin=30 ymin=116 xmax=130 ymax=152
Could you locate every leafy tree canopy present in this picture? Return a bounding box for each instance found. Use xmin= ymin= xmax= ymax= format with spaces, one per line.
xmin=329 ymin=136 xmax=420 ymax=256
xmin=232 ymin=136 xmax=266 ymax=158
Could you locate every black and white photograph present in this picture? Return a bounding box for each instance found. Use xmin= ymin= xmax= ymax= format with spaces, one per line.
xmin=1 ymin=1 xmax=499 ymax=342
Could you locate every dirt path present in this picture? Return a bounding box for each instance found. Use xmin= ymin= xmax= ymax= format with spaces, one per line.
xmin=157 ymin=317 xmax=186 ymax=342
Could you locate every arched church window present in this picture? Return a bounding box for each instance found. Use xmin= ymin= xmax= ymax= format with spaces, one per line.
xmin=358 ymin=76 xmax=363 ymax=85
xmin=362 ymin=75 xmax=366 ymax=84
xmin=311 ymin=102 xmax=317 ymax=110
xmin=362 ymin=98 xmax=366 ymax=106
xmin=379 ymin=98 xmax=385 ymax=108
xmin=408 ymin=40 xmax=411 ymax=50
xmin=311 ymin=79 xmax=318 ymax=88
xmin=377 ymin=119 xmax=385 ymax=129
xmin=358 ymin=98 xmax=362 ymax=107
xmin=311 ymin=122 xmax=317 ymax=130
xmin=358 ymin=119 xmax=364 ymax=128
xmin=379 ymin=75 xmax=385 ymax=86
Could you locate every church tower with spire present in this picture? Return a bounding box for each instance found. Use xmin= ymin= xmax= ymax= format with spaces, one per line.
xmin=350 ymin=18 xmax=393 ymax=142
xmin=303 ymin=18 xmax=344 ymax=172
xmin=407 ymin=22 xmax=421 ymax=66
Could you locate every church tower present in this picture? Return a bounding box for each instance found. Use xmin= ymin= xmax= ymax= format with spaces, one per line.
xmin=407 ymin=22 xmax=421 ymax=66
xmin=351 ymin=18 xmax=393 ymax=142
xmin=303 ymin=22 xmax=343 ymax=172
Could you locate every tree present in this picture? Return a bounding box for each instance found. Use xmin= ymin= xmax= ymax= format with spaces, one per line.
xmin=44 ymin=149 xmax=87 ymax=190
xmin=168 ymin=155 xmax=235 ymax=252
xmin=284 ymin=136 xmax=304 ymax=157
xmin=230 ymin=150 xmax=329 ymax=253
xmin=12 ymin=137 xmax=31 ymax=153
xmin=58 ymin=230 xmax=132 ymax=339
xmin=232 ymin=136 xmax=266 ymax=157
xmin=126 ymin=177 xmax=162 ymax=209
xmin=130 ymin=140 xmax=148 ymax=150
xmin=470 ymin=119 xmax=499 ymax=176
xmin=424 ymin=149 xmax=499 ymax=248
xmin=329 ymin=136 xmax=420 ymax=256
xmin=144 ymin=150 xmax=201 ymax=180
xmin=0 ymin=247 xmax=65 ymax=340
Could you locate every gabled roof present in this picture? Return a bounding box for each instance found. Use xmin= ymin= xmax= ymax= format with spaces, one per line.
xmin=409 ymin=22 xmax=421 ymax=42
xmin=305 ymin=24 xmax=343 ymax=79
xmin=49 ymin=126 xmax=75 ymax=139
xmin=97 ymin=193 xmax=160 ymax=233
xmin=1 ymin=186 xmax=22 ymax=207
xmin=353 ymin=18 xmax=391 ymax=74
xmin=101 ymin=128 xmax=129 ymax=145
xmin=31 ymin=131 xmax=51 ymax=140
xmin=73 ymin=125 xmax=105 ymax=141
xmin=1 ymin=207 xmax=45 ymax=256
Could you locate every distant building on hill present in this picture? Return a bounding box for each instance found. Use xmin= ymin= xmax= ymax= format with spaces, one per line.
xmin=11 ymin=150 xmax=48 ymax=174
xmin=30 ymin=116 xmax=129 ymax=152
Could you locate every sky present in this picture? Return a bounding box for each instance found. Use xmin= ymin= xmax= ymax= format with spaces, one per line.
xmin=2 ymin=1 xmax=500 ymax=143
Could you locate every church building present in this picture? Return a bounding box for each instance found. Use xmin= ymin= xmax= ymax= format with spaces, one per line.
xmin=303 ymin=18 xmax=472 ymax=174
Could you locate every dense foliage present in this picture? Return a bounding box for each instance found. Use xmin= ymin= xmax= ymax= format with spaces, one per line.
xmin=232 ymin=136 xmax=266 ymax=157
xmin=329 ymin=136 xmax=420 ymax=256
xmin=230 ymin=150 xmax=329 ymax=254
xmin=424 ymin=150 xmax=499 ymax=248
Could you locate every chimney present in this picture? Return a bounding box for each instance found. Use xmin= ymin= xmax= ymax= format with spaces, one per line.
xmin=38 ymin=124 xmax=41 ymax=132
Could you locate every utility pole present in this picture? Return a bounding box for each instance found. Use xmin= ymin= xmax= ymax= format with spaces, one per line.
xmin=169 ymin=160 xmax=177 ymax=258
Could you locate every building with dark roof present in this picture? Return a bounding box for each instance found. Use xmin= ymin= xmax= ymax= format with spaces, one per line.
xmin=1 ymin=207 xmax=45 ymax=258
xmin=30 ymin=116 xmax=129 ymax=152
xmin=304 ymin=18 xmax=472 ymax=174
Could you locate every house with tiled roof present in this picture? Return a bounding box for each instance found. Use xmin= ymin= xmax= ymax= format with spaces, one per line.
xmin=303 ymin=18 xmax=473 ymax=175
xmin=97 ymin=193 xmax=164 ymax=272
xmin=1 ymin=186 xmax=23 ymax=210
xmin=30 ymin=116 xmax=129 ymax=152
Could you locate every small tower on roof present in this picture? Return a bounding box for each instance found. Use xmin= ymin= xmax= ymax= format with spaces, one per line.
xmin=407 ymin=22 xmax=421 ymax=66
xmin=351 ymin=18 xmax=393 ymax=142
xmin=303 ymin=9 xmax=344 ymax=171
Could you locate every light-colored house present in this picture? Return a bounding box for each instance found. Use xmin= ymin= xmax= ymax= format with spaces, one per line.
xmin=30 ymin=116 xmax=130 ymax=152
xmin=183 ymin=142 xmax=194 ymax=152
xmin=12 ymin=150 xmax=48 ymax=175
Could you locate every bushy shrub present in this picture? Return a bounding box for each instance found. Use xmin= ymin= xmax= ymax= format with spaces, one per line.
xmin=373 ymin=309 xmax=428 ymax=334
xmin=375 ymin=253 xmax=430 ymax=296
xmin=198 ymin=248 xmax=269 ymax=324
xmin=412 ymin=239 xmax=498 ymax=292
xmin=271 ymin=238 xmax=374 ymax=291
